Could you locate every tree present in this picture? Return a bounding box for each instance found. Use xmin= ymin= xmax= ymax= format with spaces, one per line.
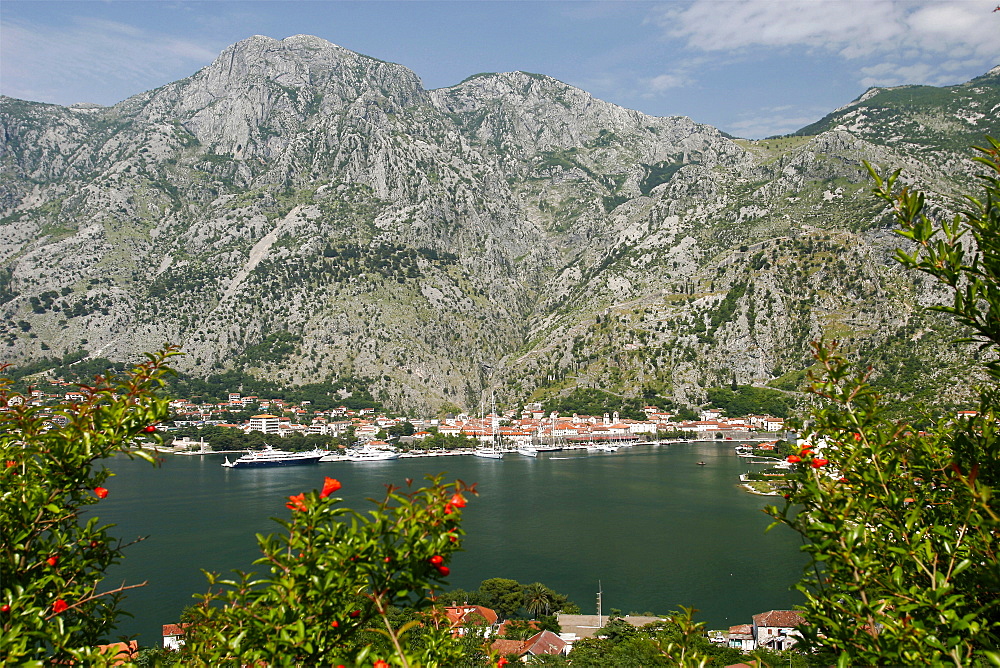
xmin=0 ymin=348 xmax=177 ymax=664
xmin=478 ymin=578 xmax=525 ymax=620
xmin=768 ymin=139 xmax=1000 ymax=665
xmin=522 ymin=582 xmax=557 ymax=618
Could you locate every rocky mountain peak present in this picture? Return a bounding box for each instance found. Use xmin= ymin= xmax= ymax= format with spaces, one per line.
xmin=122 ymin=33 xmax=427 ymax=162
xmin=1 ymin=39 xmax=996 ymax=414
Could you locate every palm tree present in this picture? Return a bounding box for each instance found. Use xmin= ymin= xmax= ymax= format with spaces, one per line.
xmin=522 ymin=582 xmax=555 ymax=618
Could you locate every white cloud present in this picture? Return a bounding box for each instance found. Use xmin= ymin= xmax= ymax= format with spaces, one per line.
xmin=727 ymin=108 xmax=828 ymax=139
xmin=0 ymin=16 xmax=221 ymax=105
xmin=648 ymin=72 xmax=690 ymax=92
xmin=653 ymin=0 xmax=1000 ymax=86
xmin=655 ymin=0 xmax=902 ymax=54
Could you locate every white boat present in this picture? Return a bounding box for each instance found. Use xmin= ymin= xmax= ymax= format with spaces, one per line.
xmin=516 ymin=447 xmax=538 ymax=457
xmin=473 ymin=448 xmax=504 ymax=459
xmin=222 ymin=445 xmax=324 ymax=468
xmin=319 ymin=451 xmax=349 ymax=462
xmin=347 ymin=447 xmax=399 ymax=462
xmin=587 ymin=443 xmax=620 ymax=453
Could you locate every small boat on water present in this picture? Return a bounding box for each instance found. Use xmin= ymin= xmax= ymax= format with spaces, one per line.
xmin=473 ymin=448 xmax=504 ymax=459
xmin=697 ymin=461 xmax=707 ymax=466
xmin=222 ymin=445 xmax=323 ymax=468
xmin=516 ymin=447 xmax=538 ymax=457
xmin=347 ymin=447 xmax=399 ymax=462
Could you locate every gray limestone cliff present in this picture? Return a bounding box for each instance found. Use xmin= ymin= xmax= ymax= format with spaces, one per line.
xmin=1 ymin=35 xmax=998 ymax=413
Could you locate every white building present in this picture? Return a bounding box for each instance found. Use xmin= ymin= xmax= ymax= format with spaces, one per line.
xmin=248 ymin=414 xmax=282 ymax=434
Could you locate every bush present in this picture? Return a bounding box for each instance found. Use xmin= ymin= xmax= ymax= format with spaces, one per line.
xmin=768 ymin=139 xmax=1000 ymax=665
xmin=181 ymin=476 xmax=478 ymax=666
xmin=0 ymin=348 xmax=176 ymax=664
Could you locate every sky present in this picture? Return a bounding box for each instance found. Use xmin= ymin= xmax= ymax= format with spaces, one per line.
xmin=1 ymin=1 xmax=998 ymax=139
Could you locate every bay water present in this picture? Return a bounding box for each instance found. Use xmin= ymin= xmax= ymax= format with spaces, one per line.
xmin=94 ymin=440 xmax=806 ymax=645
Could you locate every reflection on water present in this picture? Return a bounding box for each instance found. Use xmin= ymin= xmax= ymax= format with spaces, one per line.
xmin=97 ymin=441 xmax=804 ymax=644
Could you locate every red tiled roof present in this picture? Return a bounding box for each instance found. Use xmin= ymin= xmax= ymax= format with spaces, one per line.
xmin=752 ymin=610 xmax=805 ymax=628
xmin=523 ymin=630 xmax=567 ymax=656
xmin=490 ymin=639 xmax=529 ymax=656
xmin=96 ymin=640 xmax=138 ymax=665
xmin=444 ymin=605 xmax=498 ymax=629
xmin=162 ymin=623 xmax=189 ymax=636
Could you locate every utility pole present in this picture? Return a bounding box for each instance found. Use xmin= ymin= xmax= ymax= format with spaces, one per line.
xmin=597 ymin=581 xmax=603 ymax=628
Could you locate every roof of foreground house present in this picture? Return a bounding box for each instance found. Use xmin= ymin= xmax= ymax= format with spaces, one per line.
xmin=752 ymin=610 xmax=805 ymax=628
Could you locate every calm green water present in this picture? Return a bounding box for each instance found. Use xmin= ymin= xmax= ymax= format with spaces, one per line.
xmin=94 ymin=441 xmax=805 ymax=645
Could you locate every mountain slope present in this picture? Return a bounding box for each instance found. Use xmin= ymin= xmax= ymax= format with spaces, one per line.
xmin=1 ymin=35 xmax=997 ymax=414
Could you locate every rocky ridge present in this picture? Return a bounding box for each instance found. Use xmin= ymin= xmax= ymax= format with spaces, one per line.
xmin=1 ymin=35 xmax=998 ymax=413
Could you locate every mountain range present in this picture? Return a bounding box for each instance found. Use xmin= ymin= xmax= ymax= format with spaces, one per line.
xmin=1 ymin=34 xmax=998 ymax=414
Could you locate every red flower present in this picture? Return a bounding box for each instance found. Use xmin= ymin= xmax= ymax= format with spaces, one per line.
xmin=94 ymin=486 xmax=109 ymax=499
xmin=799 ymin=448 xmax=813 ymax=457
xmin=374 ymin=661 xmax=389 ymax=668
xmin=449 ymin=535 xmax=458 ymax=543
xmin=812 ymin=458 xmax=829 ymax=468
xmin=443 ymin=504 xmax=454 ymax=515
xmin=286 ymin=493 xmax=308 ymax=512
xmin=786 ymin=455 xmax=801 ymax=463
xmin=349 ymin=609 xmax=361 ymax=618
xmin=450 ymin=493 xmax=467 ymax=508
xmin=1 ymin=604 xmax=10 ymax=613
xmin=497 ymin=658 xmax=510 ymax=667
xmin=46 ymin=555 xmax=58 ymax=567
xmin=783 ymin=493 xmax=791 ymax=500
xmin=144 ymin=425 xmax=156 ymax=433
xmin=429 ymin=555 xmax=444 ymax=566
xmin=320 ymin=477 xmax=342 ymax=499
xmin=331 ymin=620 xmax=339 ymax=628
xmin=52 ymin=599 xmax=68 ymax=614
xmin=5 ymin=460 xmax=16 ymax=468
xmin=853 ymin=432 xmax=862 ymax=441
xmin=436 ymin=565 xmax=450 ymax=576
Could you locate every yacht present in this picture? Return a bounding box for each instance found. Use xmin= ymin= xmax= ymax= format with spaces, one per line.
xmin=347 ymin=447 xmax=399 ymax=462
xmin=222 ymin=445 xmax=324 ymax=468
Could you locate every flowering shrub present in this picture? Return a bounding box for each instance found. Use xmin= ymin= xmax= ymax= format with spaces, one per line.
xmin=769 ymin=140 xmax=1000 ymax=665
xmin=181 ymin=475 xmax=477 ymax=666
xmin=0 ymin=348 xmax=176 ymax=664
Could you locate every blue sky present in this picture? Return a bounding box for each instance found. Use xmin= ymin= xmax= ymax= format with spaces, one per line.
xmin=2 ymin=1 xmax=998 ymax=138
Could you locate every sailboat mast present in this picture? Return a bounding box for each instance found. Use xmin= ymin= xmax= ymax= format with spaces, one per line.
xmin=491 ymin=390 xmax=500 ymax=449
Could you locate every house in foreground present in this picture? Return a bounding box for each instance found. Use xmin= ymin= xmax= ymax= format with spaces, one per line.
xmin=443 ymin=604 xmax=500 ymax=637
xmin=752 ymin=610 xmax=804 ymax=650
xmin=720 ymin=610 xmax=804 ymax=651
xmin=490 ymin=630 xmax=569 ymax=661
